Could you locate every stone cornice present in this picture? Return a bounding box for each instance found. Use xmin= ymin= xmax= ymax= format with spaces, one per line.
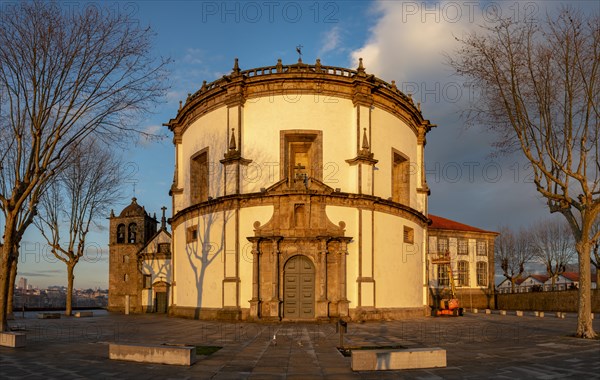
xmin=170 ymin=191 xmax=428 ymax=230
xmin=164 ymin=60 xmax=435 ymax=141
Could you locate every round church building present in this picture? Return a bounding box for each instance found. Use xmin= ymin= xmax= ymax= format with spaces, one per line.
xmin=165 ymin=58 xmax=435 ymax=321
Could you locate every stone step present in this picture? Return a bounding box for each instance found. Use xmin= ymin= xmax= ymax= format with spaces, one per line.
xmin=74 ymin=311 xmax=93 ymax=318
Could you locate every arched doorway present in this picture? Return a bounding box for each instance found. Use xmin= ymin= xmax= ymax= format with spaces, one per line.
xmin=284 ymin=255 xmax=315 ymax=319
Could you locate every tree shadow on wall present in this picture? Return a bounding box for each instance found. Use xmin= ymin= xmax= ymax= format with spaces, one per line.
xmin=184 ymin=205 xmax=232 ymax=320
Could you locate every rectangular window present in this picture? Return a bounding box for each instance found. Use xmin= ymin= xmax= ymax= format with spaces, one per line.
xmin=392 ymin=150 xmax=410 ymax=205
xmin=281 ymin=131 xmax=323 ymax=183
xmin=437 ymin=238 xmax=448 ymax=254
xmin=403 ymin=226 xmax=414 ymax=244
xmin=477 ymin=241 xmax=487 ymax=256
xmin=458 ymin=261 xmax=469 ymax=286
xmin=438 ymin=264 xmax=449 ymax=286
xmin=458 ymin=239 xmax=468 ymax=255
xmin=158 ymin=243 xmax=170 ymax=253
xmin=477 ymin=262 xmax=488 ymax=286
xmin=143 ymin=275 xmax=152 ymax=289
xmin=190 ymin=148 xmax=209 ymax=204
xmin=187 ymin=226 xmax=198 ymax=243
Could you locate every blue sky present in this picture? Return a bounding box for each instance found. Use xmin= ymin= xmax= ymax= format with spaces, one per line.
xmin=16 ymin=0 xmax=599 ymax=289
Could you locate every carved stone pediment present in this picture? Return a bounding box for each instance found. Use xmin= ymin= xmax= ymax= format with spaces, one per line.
xmin=252 ymin=179 xmax=345 ymax=239
xmin=265 ymin=177 xmax=336 ymax=195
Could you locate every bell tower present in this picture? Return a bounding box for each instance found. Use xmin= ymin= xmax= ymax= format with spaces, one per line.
xmin=108 ymin=197 xmax=158 ymax=313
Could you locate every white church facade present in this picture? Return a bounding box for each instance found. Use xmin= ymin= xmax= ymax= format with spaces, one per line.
xmin=108 ymin=58 xmax=496 ymax=321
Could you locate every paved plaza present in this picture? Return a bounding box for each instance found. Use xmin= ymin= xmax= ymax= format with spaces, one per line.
xmin=1 ymin=311 xmax=599 ymax=379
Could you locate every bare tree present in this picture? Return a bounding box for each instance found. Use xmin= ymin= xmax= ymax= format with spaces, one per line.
xmin=448 ymin=7 xmax=599 ymax=338
xmin=0 ymin=1 xmax=168 ymax=331
xmin=34 ymin=141 xmax=123 ymax=316
xmin=495 ymin=226 xmax=535 ymax=293
xmin=531 ymin=219 xmax=576 ymax=289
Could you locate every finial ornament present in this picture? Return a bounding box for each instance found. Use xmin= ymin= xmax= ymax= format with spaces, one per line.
xmin=229 ymin=128 xmax=237 ymax=151
xmin=361 ymin=128 xmax=370 ymax=150
xmin=358 ymin=58 xmax=365 ymax=73
xmin=232 ymin=58 xmax=240 ymax=75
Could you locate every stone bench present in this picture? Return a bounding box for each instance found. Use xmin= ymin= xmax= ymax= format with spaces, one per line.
xmin=485 ymin=309 xmax=491 ymax=314
xmin=516 ymin=311 xmax=523 ymax=317
xmin=534 ymin=311 xmax=545 ymax=318
xmin=500 ymin=310 xmax=506 ymax=316
xmin=556 ymin=312 xmax=566 ymax=319
xmin=0 ymin=332 xmax=26 ymax=348
xmin=74 ymin=311 xmax=93 ymax=318
xmin=351 ymin=347 xmax=446 ymax=371
xmin=37 ymin=313 xmax=61 ymax=319
xmin=109 ymin=343 xmax=197 ymax=366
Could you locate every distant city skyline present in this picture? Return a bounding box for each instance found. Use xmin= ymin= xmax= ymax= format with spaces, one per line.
xmin=12 ymin=0 xmax=598 ymax=289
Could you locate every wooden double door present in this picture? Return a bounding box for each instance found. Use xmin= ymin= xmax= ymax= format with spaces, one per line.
xmin=283 ymin=255 xmax=315 ymax=319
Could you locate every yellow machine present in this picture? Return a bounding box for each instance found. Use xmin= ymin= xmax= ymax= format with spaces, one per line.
xmin=431 ymin=252 xmax=463 ymax=317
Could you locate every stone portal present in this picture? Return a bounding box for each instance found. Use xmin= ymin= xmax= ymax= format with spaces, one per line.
xmin=247 ymin=178 xmax=351 ymax=321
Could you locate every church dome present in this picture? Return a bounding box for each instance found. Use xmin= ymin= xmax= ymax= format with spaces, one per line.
xmin=119 ymin=197 xmax=145 ymax=217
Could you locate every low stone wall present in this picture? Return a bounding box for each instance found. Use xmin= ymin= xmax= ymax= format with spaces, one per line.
xmin=349 ymin=307 xmax=428 ymax=321
xmin=497 ymin=289 xmax=600 ymax=312
xmin=169 ymin=306 xmax=244 ymax=321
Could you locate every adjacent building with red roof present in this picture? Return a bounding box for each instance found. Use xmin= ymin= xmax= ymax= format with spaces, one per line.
xmin=427 ymin=214 xmax=499 ymax=310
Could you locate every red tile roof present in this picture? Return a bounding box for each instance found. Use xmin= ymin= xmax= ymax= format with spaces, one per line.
xmin=428 ymin=215 xmax=498 ymax=234
xmin=528 ymin=274 xmax=549 ymax=283
xmin=561 ymin=272 xmax=579 ymax=282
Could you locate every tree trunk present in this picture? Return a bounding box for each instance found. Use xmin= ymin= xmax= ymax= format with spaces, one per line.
xmin=0 ymin=217 xmax=18 ymax=332
xmin=575 ymin=239 xmax=596 ymax=338
xmin=511 ymin=279 xmax=515 ymax=293
xmin=66 ymin=264 xmax=75 ymax=316
xmin=0 ymin=255 xmax=9 ymax=331
xmin=7 ymin=258 xmax=17 ymax=319
xmin=551 ymin=275 xmax=556 ymax=291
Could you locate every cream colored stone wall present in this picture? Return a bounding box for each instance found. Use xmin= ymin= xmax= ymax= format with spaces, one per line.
xmin=374 ymin=212 xmax=424 ymax=308
xmin=370 ymin=109 xmax=418 ymax=208
xmin=238 ymin=206 xmax=274 ymax=309
xmin=242 ymin=95 xmax=356 ymax=193
xmin=177 ymin=95 xmax=419 ymax=208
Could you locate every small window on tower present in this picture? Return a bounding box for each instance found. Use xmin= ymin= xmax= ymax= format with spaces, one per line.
xmin=187 ymin=225 xmax=198 ymax=243
xmin=403 ymin=226 xmax=414 ymax=244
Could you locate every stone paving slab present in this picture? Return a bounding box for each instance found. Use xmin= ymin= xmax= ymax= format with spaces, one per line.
xmin=0 ymin=312 xmax=599 ymax=379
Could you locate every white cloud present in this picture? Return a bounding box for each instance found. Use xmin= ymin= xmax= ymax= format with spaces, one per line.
xmin=138 ymin=125 xmax=168 ymax=146
xmin=318 ymin=26 xmax=342 ymax=57
xmin=349 ymin=1 xmax=482 ymax=87
xmin=183 ymin=48 xmax=204 ymax=65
